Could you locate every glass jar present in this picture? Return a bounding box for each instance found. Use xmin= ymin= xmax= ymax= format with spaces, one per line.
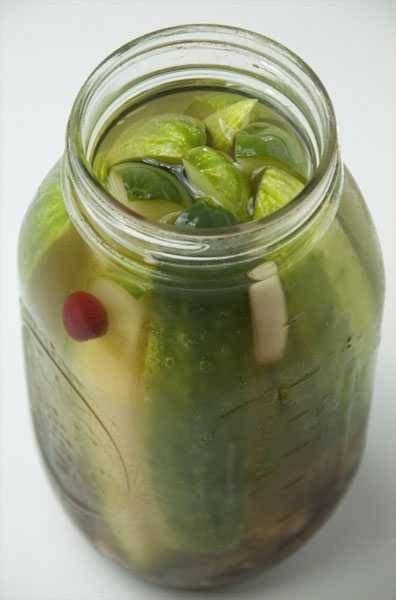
xmin=18 ymin=25 xmax=385 ymax=590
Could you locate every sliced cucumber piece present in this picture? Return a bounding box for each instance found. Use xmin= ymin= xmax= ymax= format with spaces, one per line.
xmin=106 ymin=162 xmax=191 ymax=207
xmin=99 ymin=265 xmax=151 ymax=300
xmin=183 ymin=146 xmax=251 ymax=222
xmin=70 ymin=278 xmax=176 ymax=569
xmin=205 ymin=99 xmax=257 ymax=154
xmin=19 ymin=162 xmax=70 ymax=283
xmin=101 ymin=114 xmax=206 ymax=176
xmin=175 ymin=200 xmax=238 ymax=230
xmin=254 ymin=167 xmax=305 ymax=219
xmin=129 ymin=199 xmax=183 ymax=223
xmin=235 ymin=121 xmax=308 ymax=177
xmin=186 ymin=91 xmax=243 ymax=120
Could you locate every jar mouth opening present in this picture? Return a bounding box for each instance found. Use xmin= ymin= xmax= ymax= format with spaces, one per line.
xmin=65 ymin=24 xmax=341 ymax=261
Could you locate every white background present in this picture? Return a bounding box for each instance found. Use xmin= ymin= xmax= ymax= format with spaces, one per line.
xmin=0 ymin=1 xmax=395 ymax=599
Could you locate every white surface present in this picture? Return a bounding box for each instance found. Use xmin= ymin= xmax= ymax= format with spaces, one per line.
xmin=1 ymin=1 xmax=395 ymax=599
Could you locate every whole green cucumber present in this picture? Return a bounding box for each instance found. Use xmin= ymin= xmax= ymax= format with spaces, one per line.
xmin=244 ymin=219 xmax=380 ymax=547
xmin=144 ymin=282 xmax=254 ymax=554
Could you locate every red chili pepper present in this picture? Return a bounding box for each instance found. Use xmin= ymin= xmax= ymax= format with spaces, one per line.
xmin=63 ymin=291 xmax=108 ymax=342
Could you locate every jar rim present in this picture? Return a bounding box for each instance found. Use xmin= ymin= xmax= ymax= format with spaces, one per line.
xmin=64 ymin=24 xmax=342 ymax=267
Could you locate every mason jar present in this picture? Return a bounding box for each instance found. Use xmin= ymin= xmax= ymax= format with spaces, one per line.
xmin=18 ymin=25 xmax=385 ymax=590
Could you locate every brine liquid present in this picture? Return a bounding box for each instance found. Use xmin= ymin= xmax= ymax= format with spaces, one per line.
xmin=94 ymin=88 xmax=310 ymax=167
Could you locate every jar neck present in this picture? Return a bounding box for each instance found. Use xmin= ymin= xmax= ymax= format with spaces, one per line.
xmin=62 ymin=24 xmax=343 ymax=274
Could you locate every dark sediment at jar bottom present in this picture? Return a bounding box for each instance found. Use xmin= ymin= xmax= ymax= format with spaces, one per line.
xmin=33 ymin=424 xmax=367 ymax=591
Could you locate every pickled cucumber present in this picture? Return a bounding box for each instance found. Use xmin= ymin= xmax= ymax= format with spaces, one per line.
xmin=254 ymin=167 xmax=305 ymax=219
xmin=144 ymin=284 xmax=253 ymax=553
xmin=205 ymin=99 xmax=257 ymax=153
xmin=106 ymin=162 xmax=192 ymax=206
xmin=235 ymin=121 xmax=308 ymax=177
xmin=98 ymin=113 xmax=207 ymax=177
xmin=69 ymin=278 xmax=178 ymax=569
xmin=175 ymin=201 xmax=238 ymax=229
xmin=186 ymin=91 xmax=243 ymax=120
xmin=245 ymin=221 xmax=379 ymax=545
xmin=19 ymin=162 xmax=70 ymax=283
xmin=183 ymin=146 xmax=251 ymax=222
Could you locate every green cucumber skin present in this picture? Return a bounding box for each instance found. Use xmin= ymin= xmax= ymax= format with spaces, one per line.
xmin=175 ymin=201 xmax=238 ymax=229
xmin=238 ymin=252 xmax=348 ymax=514
xmin=108 ymin=162 xmax=192 ymax=206
xmin=145 ymin=286 xmax=253 ymax=554
xmin=18 ymin=161 xmax=70 ymax=284
xmin=143 ymin=217 xmax=380 ymax=557
xmin=246 ymin=224 xmax=380 ymax=526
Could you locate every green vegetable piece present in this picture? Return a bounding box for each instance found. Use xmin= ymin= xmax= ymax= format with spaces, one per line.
xmin=186 ymin=91 xmax=243 ymax=120
xmin=129 ymin=199 xmax=183 ymax=223
xmin=183 ymin=146 xmax=251 ymax=222
xmin=69 ymin=277 xmax=176 ymax=569
xmin=235 ymin=121 xmax=308 ymax=177
xmin=104 ymin=114 xmax=207 ymax=171
xmin=106 ymin=162 xmax=191 ymax=207
xmin=18 ymin=162 xmax=70 ymax=283
xmin=145 ymin=286 xmax=253 ymax=553
xmin=254 ymin=167 xmax=305 ymax=219
xmin=246 ymin=227 xmax=378 ymax=532
xmin=175 ymin=200 xmax=238 ymax=229
xmin=205 ymin=99 xmax=257 ymax=153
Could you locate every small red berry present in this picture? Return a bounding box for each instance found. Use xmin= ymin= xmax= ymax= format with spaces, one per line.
xmin=62 ymin=291 xmax=108 ymax=342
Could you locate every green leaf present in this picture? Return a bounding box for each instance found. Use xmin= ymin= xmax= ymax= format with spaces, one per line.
xmin=235 ymin=121 xmax=308 ymax=177
xmin=18 ymin=162 xmax=70 ymax=283
xmin=254 ymin=167 xmax=305 ymax=219
xmin=102 ymin=114 xmax=207 ymax=175
xmin=106 ymin=162 xmax=191 ymax=207
xmin=205 ymin=99 xmax=257 ymax=153
xmin=183 ymin=146 xmax=251 ymax=223
xmin=175 ymin=200 xmax=238 ymax=230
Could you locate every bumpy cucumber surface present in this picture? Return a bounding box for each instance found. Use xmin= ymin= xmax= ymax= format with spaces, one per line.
xmin=144 ymin=284 xmax=254 ymax=554
xmin=245 ymin=219 xmax=379 ymax=540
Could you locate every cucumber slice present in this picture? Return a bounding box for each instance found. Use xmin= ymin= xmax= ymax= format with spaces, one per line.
xmin=183 ymin=146 xmax=251 ymax=222
xmin=70 ymin=278 xmax=176 ymax=569
xmin=245 ymin=222 xmax=379 ymax=543
xmin=186 ymin=91 xmax=243 ymax=120
xmin=254 ymin=167 xmax=305 ymax=219
xmin=205 ymin=99 xmax=257 ymax=153
xmin=175 ymin=200 xmax=238 ymax=229
xmin=19 ymin=162 xmax=70 ymax=283
xmin=100 ymin=114 xmax=206 ymax=176
xmin=129 ymin=199 xmax=183 ymax=223
xmin=235 ymin=121 xmax=308 ymax=177
xmin=248 ymin=262 xmax=288 ymax=364
xmin=106 ymin=162 xmax=192 ymax=207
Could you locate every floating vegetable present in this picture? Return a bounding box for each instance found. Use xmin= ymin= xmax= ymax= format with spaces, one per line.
xmin=183 ymin=146 xmax=251 ymax=222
